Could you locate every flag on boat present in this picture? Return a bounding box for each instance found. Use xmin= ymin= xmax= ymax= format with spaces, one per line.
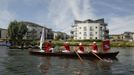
xmin=102 ymin=40 xmax=110 ymax=52
xmin=39 ymin=28 xmax=45 ymax=50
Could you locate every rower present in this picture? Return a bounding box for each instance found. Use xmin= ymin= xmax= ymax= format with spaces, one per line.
xmin=44 ymin=40 xmax=54 ymax=53
xmin=62 ymin=42 xmax=70 ymax=53
xmin=48 ymin=40 xmax=54 ymax=52
xmin=76 ymin=42 xmax=84 ymax=53
xmin=91 ymin=42 xmax=98 ymax=53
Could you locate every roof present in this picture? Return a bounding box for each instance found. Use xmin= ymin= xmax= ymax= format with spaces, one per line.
xmin=74 ymin=18 xmax=107 ymax=26
xmin=0 ymin=28 xmax=7 ymax=30
xmin=21 ymin=21 xmax=51 ymax=30
xmin=123 ymin=32 xmax=134 ymax=34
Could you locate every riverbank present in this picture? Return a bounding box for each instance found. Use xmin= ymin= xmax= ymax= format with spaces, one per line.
xmin=53 ymin=40 xmax=134 ymax=47
xmin=7 ymin=40 xmax=134 ymax=49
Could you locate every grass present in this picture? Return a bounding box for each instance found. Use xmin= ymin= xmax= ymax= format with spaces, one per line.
xmin=53 ymin=40 xmax=134 ymax=47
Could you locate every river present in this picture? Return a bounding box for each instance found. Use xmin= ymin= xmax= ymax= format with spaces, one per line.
xmin=0 ymin=46 xmax=134 ymax=75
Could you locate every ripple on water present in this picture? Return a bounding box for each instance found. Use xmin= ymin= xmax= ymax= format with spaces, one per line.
xmin=1 ymin=47 xmax=134 ymax=75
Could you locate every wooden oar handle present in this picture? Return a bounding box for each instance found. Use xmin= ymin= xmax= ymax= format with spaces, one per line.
xmin=91 ymin=52 xmax=103 ymax=61
xmin=74 ymin=47 xmax=84 ymax=64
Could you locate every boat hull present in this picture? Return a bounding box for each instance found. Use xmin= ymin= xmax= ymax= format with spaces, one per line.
xmin=29 ymin=50 xmax=119 ymax=59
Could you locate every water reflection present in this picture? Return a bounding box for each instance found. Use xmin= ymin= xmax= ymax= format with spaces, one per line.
xmin=38 ymin=56 xmax=117 ymax=75
xmin=2 ymin=49 xmax=42 ymax=75
xmin=38 ymin=57 xmax=72 ymax=75
xmin=38 ymin=57 xmax=51 ymax=75
xmin=86 ymin=59 xmax=117 ymax=75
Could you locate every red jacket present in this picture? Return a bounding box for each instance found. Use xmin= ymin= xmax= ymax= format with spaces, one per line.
xmin=79 ymin=45 xmax=84 ymax=52
xmin=92 ymin=44 xmax=98 ymax=51
xmin=44 ymin=42 xmax=52 ymax=52
xmin=64 ymin=44 xmax=70 ymax=51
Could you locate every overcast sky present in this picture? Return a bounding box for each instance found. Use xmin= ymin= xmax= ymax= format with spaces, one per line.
xmin=0 ymin=0 xmax=134 ymax=34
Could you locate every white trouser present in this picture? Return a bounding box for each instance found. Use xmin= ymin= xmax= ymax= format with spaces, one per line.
xmin=92 ymin=50 xmax=98 ymax=53
xmin=62 ymin=50 xmax=70 ymax=53
xmin=77 ymin=50 xmax=84 ymax=53
xmin=39 ymin=48 xmax=54 ymax=52
xmin=39 ymin=49 xmax=44 ymax=52
xmin=49 ymin=48 xmax=54 ymax=52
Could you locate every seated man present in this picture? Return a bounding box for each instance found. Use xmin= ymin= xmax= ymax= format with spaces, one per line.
xmin=91 ymin=42 xmax=98 ymax=53
xmin=48 ymin=40 xmax=54 ymax=52
xmin=44 ymin=41 xmax=54 ymax=53
xmin=76 ymin=42 xmax=84 ymax=53
xmin=62 ymin=42 xmax=70 ymax=53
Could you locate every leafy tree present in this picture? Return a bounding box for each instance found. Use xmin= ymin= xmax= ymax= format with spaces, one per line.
xmin=18 ymin=22 xmax=28 ymax=41
xmin=8 ymin=21 xmax=28 ymax=46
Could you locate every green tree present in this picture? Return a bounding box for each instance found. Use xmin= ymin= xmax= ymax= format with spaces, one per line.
xmin=8 ymin=21 xmax=28 ymax=46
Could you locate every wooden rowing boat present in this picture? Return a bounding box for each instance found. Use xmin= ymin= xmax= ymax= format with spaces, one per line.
xmin=29 ymin=50 xmax=119 ymax=59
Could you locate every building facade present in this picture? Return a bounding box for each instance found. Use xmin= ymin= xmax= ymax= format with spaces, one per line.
xmin=109 ymin=34 xmax=123 ymax=41
xmin=110 ymin=32 xmax=134 ymax=41
xmin=22 ymin=22 xmax=53 ymax=40
xmin=0 ymin=28 xmax=7 ymax=40
xmin=122 ymin=32 xmax=134 ymax=41
xmin=71 ymin=18 xmax=108 ymax=40
xmin=53 ymin=31 xmax=69 ymax=40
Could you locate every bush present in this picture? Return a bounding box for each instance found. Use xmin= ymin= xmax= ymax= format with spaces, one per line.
xmin=68 ymin=39 xmax=102 ymax=42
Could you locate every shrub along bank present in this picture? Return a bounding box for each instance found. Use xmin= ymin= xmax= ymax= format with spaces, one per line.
xmin=53 ymin=40 xmax=134 ymax=47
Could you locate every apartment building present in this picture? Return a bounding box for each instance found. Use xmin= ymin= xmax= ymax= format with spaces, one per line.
xmin=22 ymin=21 xmax=53 ymax=40
xmin=110 ymin=32 xmax=134 ymax=41
xmin=0 ymin=28 xmax=7 ymax=40
xmin=53 ymin=31 xmax=69 ymax=40
xmin=109 ymin=34 xmax=123 ymax=41
xmin=122 ymin=32 xmax=134 ymax=41
xmin=71 ymin=18 xmax=108 ymax=40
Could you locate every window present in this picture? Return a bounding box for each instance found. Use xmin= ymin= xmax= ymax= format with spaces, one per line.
xmin=95 ymin=37 xmax=97 ymax=39
xmin=79 ymin=32 xmax=81 ymax=34
xmin=84 ymin=32 xmax=87 ymax=36
xmin=96 ymin=26 xmax=97 ymax=29
xmin=90 ymin=27 xmax=93 ymax=31
xmin=84 ymin=37 xmax=86 ymax=39
xmin=96 ymin=32 xmax=97 ymax=34
xmin=84 ymin=26 xmax=87 ymax=31
xmin=100 ymin=27 xmax=102 ymax=31
xmin=79 ymin=37 xmax=81 ymax=39
xmin=90 ymin=32 xmax=93 ymax=36
xmin=79 ymin=27 xmax=81 ymax=29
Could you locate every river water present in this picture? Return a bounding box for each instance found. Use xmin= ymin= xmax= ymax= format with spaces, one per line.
xmin=0 ymin=46 xmax=134 ymax=75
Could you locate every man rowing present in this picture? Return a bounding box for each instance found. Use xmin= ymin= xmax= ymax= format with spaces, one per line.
xmin=44 ymin=40 xmax=54 ymax=53
xmin=75 ymin=42 xmax=85 ymax=53
xmin=62 ymin=42 xmax=70 ymax=53
xmin=91 ymin=41 xmax=98 ymax=53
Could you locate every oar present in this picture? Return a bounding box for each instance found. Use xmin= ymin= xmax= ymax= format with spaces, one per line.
xmin=91 ymin=51 xmax=103 ymax=61
xmin=91 ymin=51 xmax=112 ymax=63
xmin=74 ymin=47 xmax=84 ymax=64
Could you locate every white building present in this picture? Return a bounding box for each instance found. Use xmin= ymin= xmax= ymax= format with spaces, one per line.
xmin=0 ymin=28 xmax=7 ymax=40
xmin=122 ymin=32 xmax=134 ymax=41
xmin=71 ymin=19 xmax=108 ymax=40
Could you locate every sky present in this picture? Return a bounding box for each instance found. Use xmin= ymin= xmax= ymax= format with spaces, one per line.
xmin=0 ymin=0 xmax=134 ymax=34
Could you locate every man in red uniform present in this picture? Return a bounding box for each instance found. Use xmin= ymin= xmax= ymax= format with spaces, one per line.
xmin=77 ymin=42 xmax=84 ymax=53
xmin=91 ymin=42 xmax=98 ymax=53
xmin=62 ymin=42 xmax=70 ymax=53
xmin=44 ymin=41 xmax=54 ymax=53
